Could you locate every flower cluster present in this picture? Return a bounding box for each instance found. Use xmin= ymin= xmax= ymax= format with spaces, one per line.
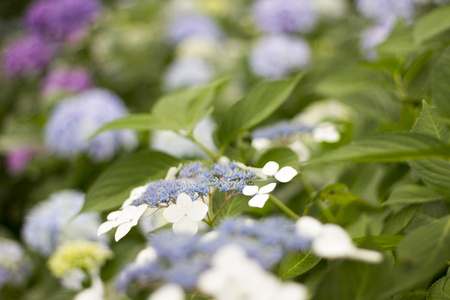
xmin=42 ymin=67 xmax=93 ymax=95
xmin=44 ymin=88 xmax=137 ymax=162
xmin=0 ymin=238 xmax=32 ymax=289
xmin=22 ymin=190 xmax=106 ymax=256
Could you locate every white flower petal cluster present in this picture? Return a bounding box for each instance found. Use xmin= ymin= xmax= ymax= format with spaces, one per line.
xmin=243 ymin=183 xmax=276 ymax=208
xmin=163 ymin=193 xmax=208 ymax=234
xmin=149 ymin=284 xmax=185 ymax=300
xmin=295 ymin=216 xmax=383 ymax=263
xmin=198 ymin=245 xmax=308 ymax=300
xmin=262 ymin=161 xmax=297 ymax=183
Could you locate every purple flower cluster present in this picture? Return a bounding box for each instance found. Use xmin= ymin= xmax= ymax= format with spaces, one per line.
xmin=42 ymin=67 xmax=93 ymax=95
xmin=116 ymin=217 xmax=309 ymax=291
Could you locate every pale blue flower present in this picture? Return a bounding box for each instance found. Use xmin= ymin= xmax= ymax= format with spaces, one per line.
xmin=163 ymin=57 xmax=214 ymax=91
xmin=0 ymin=238 xmax=32 ymax=289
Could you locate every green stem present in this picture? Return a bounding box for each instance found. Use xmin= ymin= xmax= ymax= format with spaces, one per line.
xmin=269 ymin=194 xmax=300 ymax=220
xmin=186 ymin=132 xmax=219 ymax=160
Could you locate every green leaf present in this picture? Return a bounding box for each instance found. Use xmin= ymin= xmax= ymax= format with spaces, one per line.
xmin=278 ymin=251 xmax=321 ymax=280
xmin=389 ymin=215 xmax=450 ymax=294
xmin=427 ymin=268 xmax=450 ymax=300
xmin=430 ymin=47 xmax=450 ymax=117
xmin=382 ymin=205 xmax=419 ymax=235
xmin=81 ymin=151 xmax=179 ymax=213
xmin=217 ymin=75 xmax=302 ymax=150
xmin=212 ymin=193 xmax=249 ymax=222
xmin=383 ymin=184 xmax=445 ymax=206
xmin=306 ymin=132 xmax=450 ymax=164
xmin=409 ymin=101 xmax=450 ymax=187
xmin=319 ymin=183 xmax=360 ymax=206
xmin=391 ymin=291 xmax=428 ymax=300
xmin=256 ymin=147 xmax=299 ymax=169
xmin=90 ymin=114 xmax=163 ymax=134
xmin=353 ymin=235 xmax=403 ymax=251
xmin=378 ymin=22 xmax=415 ymax=55
xmin=413 ymin=6 xmax=450 ymax=43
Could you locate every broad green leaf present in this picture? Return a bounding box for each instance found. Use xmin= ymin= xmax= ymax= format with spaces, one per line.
xmin=81 ymin=151 xmax=179 ymax=213
xmin=212 ymin=193 xmax=249 ymax=222
xmin=278 ymin=251 xmax=321 ymax=280
xmin=319 ymin=183 xmax=360 ymax=206
xmin=383 ymin=184 xmax=445 ymax=206
xmin=256 ymin=147 xmax=299 ymax=169
xmin=389 ymin=215 xmax=450 ymax=294
xmin=382 ymin=205 xmax=419 ymax=235
xmin=353 ymin=235 xmax=403 ymax=251
xmin=427 ymin=268 xmax=450 ymax=300
xmin=391 ymin=291 xmax=428 ymax=300
xmin=217 ymin=75 xmax=302 ymax=150
xmin=413 ymin=6 xmax=450 ymax=43
xmin=90 ymin=114 xmax=163 ymax=135
xmin=378 ymin=22 xmax=415 ymax=55
xmin=409 ymin=101 xmax=450 ymax=188
xmin=306 ymin=132 xmax=450 ymax=164
xmin=430 ymin=47 xmax=450 ymax=117
xmin=313 ymin=258 xmax=391 ymax=300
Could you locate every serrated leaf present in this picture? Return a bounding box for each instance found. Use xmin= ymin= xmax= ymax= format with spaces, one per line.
xmin=382 ymin=205 xmax=419 ymax=235
xmin=81 ymin=151 xmax=179 ymax=213
xmin=427 ymin=268 xmax=450 ymax=300
xmin=320 ymin=183 xmax=360 ymax=206
xmin=306 ymin=132 xmax=450 ymax=164
xmin=413 ymin=6 xmax=450 ymax=43
xmin=383 ymin=184 xmax=444 ymax=206
xmin=278 ymin=251 xmax=320 ymax=280
xmin=217 ymin=75 xmax=302 ymax=150
xmin=390 ymin=215 xmax=450 ymax=294
xmin=409 ymin=101 xmax=450 ymax=188
xmin=256 ymin=147 xmax=299 ymax=169
xmin=430 ymin=47 xmax=450 ymax=117
xmin=353 ymin=235 xmax=403 ymax=251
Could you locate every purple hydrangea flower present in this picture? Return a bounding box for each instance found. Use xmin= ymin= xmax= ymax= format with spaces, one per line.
xmin=0 ymin=238 xmax=32 ymax=289
xmin=22 ymin=190 xmax=106 ymax=256
xmin=26 ymin=0 xmax=101 ymax=43
xmin=356 ymin=0 xmax=416 ymax=23
xmin=44 ymin=88 xmax=137 ymax=162
xmin=2 ymin=35 xmax=54 ymax=78
xmin=166 ymin=14 xmax=222 ymax=45
xmin=5 ymin=148 xmax=36 ymax=175
xmin=252 ymin=0 xmax=318 ymax=34
xmin=42 ymin=67 xmax=93 ymax=95
xmin=249 ymin=35 xmax=311 ymax=79
xmin=163 ymin=57 xmax=215 ymax=91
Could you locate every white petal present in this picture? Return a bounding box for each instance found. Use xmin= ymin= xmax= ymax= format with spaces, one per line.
xmin=150 ymin=284 xmax=184 ymax=300
xmin=278 ymin=282 xmax=309 ymax=300
xmin=130 ymin=204 xmax=148 ymax=225
xmin=262 ymin=161 xmax=279 ymax=176
xmin=165 ymin=166 xmax=180 ymax=180
xmin=312 ymin=224 xmax=354 ymax=258
xmin=176 ymin=193 xmax=193 ymax=212
xmin=346 ymin=248 xmax=383 ymax=263
xmin=136 ymin=247 xmax=158 ymax=264
xmin=187 ymin=201 xmax=209 ymax=221
xmin=248 ymin=194 xmax=270 ymax=208
xmin=243 ymin=185 xmax=259 ymax=196
xmin=172 ymin=217 xmax=198 ymax=234
xmin=258 ymin=183 xmax=277 ymax=194
xmin=275 ymin=166 xmax=297 ymax=183
xmin=97 ymin=221 xmax=114 ymax=236
xmin=252 ymin=138 xmax=272 ymax=151
xmin=107 ymin=211 xmax=121 ymax=221
xmin=119 ymin=206 xmax=138 ymax=221
xmin=115 ymin=222 xmax=133 ymax=241
xmin=295 ymin=216 xmax=324 ymax=240
xmin=163 ymin=205 xmax=185 ymax=223
xmin=130 ymin=186 xmax=147 ymax=199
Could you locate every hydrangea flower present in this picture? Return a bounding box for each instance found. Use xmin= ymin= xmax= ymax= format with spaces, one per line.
xmin=163 ymin=193 xmax=208 ymax=234
xmin=163 ymin=57 xmax=215 ymax=91
xmin=22 ymin=190 xmax=106 ymax=256
xmin=150 ymin=284 xmax=185 ymax=300
xmin=5 ymin=148 xmax=36 ymax=175
xmin=2 ymin=35 xmax=54 ymax=78
xmin=249 ymin=35 xmax=311 ymax=79
xmin=312 ymin=122 xmax=341 ymax=143
xmin=261 ymin=161 xmax=298 ymax=183
xmin=42 ymin=68 xmax=93 ymax=95
xmin=356 ymin=0 xmax=416 ymax=23
xmin=243 ymin=183 xmax=277 ymax=208
xmin=45 ymin=88 xmax=137 ymax=162
xmin=26 ymin=0 xmax=101 ymax=43
xmin=252 ymin=0 xmax=318 ymax=34
xmin=0 ymin=238 xmax=32 ymax=289
xmin=166 ymin=14 xmax=222 ymax=45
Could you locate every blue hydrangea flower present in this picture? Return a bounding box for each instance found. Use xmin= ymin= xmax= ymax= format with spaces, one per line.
xmin=26 ymin=0 xmax=101 ymax=43
xmin=252 ymin=121 xmax=313 ymax=140
xmin=22 ymin=190 xmax=106 ymax=256
xmin=356 ymin=0 xmax=416 ymax=23
xmin=166 ymin=14 xmax=222 ymax=45
xmin=163 ymin=57 xmax=215 ymax=91
xmin=211 ymin=162 xmax=256 ymax=192
xmin=45 ymin=88 xmax=137 ymax=162
xmin=0 ymin=238 xmax=32 ymax=289
xmin=249 ymin=35 xmax=311 ymax=79
xmin=42 ymin=67 xmax=93 ymax=95
xmin=252 ymin=0 xmax=318 ymax=34
xmin=2 ymin=35 xmax=54 ymax=78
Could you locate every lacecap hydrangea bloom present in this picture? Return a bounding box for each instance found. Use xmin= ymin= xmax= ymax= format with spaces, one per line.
xmin=249 ymin=35 xmax=311 ymax=79
xmin=42 ymin=67 xmax=93 ymax=95
xmin=26 ymin=0 xmax=101 ymax=43
xmin=45 ymin=88 xmax=137 ymax=162
xmin=22 ymin=190 xmax=106 ymax=256
xmin=163 ymin=57 xmax=215 ymax=91
xmin=166 ymin=13 xmax=222 ymax=45
xmin=0 ymin=238 xmax=32 ymax=289
xmin=2 ymin=35 xmax=54 ymax=78
xmin=252 ymin=0 xmax=318 ymax=34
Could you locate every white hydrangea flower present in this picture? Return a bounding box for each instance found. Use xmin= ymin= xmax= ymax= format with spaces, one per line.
xmin=312 ymin=122 xmax=340 ymax=143
xmin=243 ymin=183 xmax=277 ymax=208
xmin=74 ymin=275 xmax=104 ymax=300
xmin=295 ymin=217 xmax=383 ymax=263
xmin=121 ymin=185 xmax=147 ymax=208
xmin=262 ymin=161 xmax=298 ymax=182
xmin=149 ymin=284 xmax=185 ymax=300
xmin=163 ymin=193 xmax=208 ymax=234
xmin=135 ymin=247 xmax=158 ymax=265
